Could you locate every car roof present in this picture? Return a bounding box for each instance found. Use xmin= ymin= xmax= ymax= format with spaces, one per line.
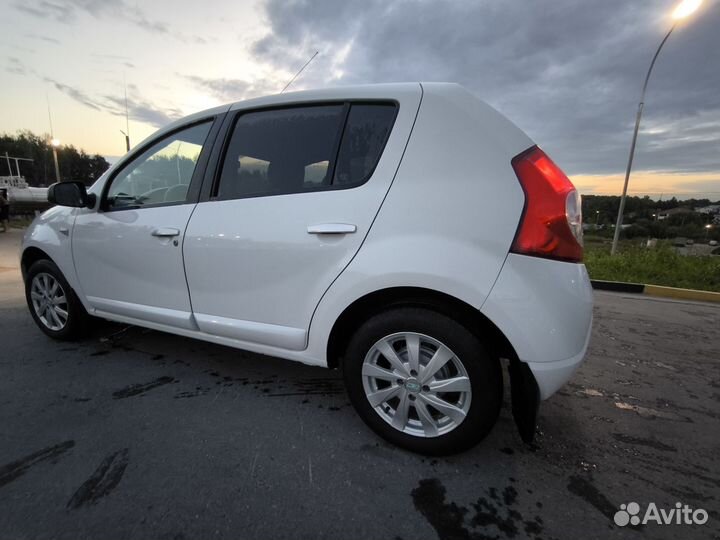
xmin=180 ymin=82 xmax=463 ymax=123
xmin=131 ymin=82 xmax=463 ymax=159
xmin=227 ymin=82 xmax=426 ymax=109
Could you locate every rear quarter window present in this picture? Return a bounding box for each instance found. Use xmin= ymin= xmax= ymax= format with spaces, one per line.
xmin=333 ymin=104 xmax=397 ymax=187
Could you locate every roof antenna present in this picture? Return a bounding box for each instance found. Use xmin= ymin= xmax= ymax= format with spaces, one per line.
xmin=281 ymin=50 xmax=319 ymax=93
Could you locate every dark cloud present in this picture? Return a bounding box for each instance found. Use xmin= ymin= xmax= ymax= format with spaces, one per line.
xmin=43 ymin=76 xmax=181 ymax=127
xmin=24 ymin=33 xmax=62 ymax=45
xmin=90 ymin=53 xmax=135 ymax=69
xmin=6 ymin=57 xmax=27 ymax=75
xmin=182 ymin=74 xmax=281 ymax=102
xmin=15 ymin=1 xmax=73 ymax=21
xmin=44 ymin=77 xmax=103 ymax=110
xmin=91 ymin=53 xmax=132 ymax=61
xmin=249 ymin=0 xmax=720 ymax=176
xmin=12 ymin=0 xmax=206 ymax=43
xmin=102 ymin=93 xmax=183 ymax=127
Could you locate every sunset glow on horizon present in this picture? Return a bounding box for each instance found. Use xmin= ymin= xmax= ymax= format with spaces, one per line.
xmin=1 ymin=0 xmax=717 ymax=200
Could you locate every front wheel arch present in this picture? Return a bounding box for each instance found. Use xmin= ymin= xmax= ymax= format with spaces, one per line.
xmin=24 ymin=258 xmax=91 ymax=340
xmin=21 ymin=246 xmax=53 ymax=281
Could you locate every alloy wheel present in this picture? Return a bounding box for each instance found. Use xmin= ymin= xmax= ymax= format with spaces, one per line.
xmin=30 ymin=272 xmax=69 ymax=331
xmin=361 ymin=332 xmax=472 ymax=437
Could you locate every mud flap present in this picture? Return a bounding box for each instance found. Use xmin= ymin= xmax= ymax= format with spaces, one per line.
xmin=508 ymin=358 xmax=540 ymax=444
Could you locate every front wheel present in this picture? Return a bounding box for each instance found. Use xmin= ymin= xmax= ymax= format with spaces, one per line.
xmin=25 ymin=259 xmax=90 ymax=340
xmin=343 ymin=307 xmax=502 ymax=455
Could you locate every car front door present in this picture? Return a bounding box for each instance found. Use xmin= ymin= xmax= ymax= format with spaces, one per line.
xmin=183 ymin=89 xmax=421 ymax=350
xmin=72 ymin=117 xmax=220 ymax=329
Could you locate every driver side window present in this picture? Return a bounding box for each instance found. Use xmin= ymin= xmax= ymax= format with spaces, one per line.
xmin=105 ymin=121 xmax=212 ymax=210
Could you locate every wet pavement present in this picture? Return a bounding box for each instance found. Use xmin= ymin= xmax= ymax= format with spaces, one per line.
xmin=1 ymin=228 xmax=718 ymax=539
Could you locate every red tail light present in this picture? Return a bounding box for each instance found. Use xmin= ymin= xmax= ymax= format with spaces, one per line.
xmin=510 ymin=146 xmax=583 ymax=263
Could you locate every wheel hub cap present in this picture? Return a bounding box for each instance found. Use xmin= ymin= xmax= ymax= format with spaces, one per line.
xmin=362 ymin=332 xmax=472 ymax=438
xmin=405 ymin=379 xmax=421 ymax=393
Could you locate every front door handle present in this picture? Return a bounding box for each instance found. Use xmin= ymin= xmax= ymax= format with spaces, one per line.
xmin=151 ymin=227 xmax=181 ymax=237
xmin=307 ymin=223 xmax=357 ymax=234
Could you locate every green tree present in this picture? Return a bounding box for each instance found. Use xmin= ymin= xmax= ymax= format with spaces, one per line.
xmin=0 ymin=130 xmax=109 ymax=186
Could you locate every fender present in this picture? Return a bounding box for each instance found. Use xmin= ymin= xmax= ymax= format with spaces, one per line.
xmin=21 ymin=206 xmax=90 ymax=308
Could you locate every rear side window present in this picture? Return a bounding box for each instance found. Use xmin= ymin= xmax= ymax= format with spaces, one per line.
xmin=215 ymin=102 xmax=397 ymax=200
xmin=216 ymin=105 xmax=344 ymax=200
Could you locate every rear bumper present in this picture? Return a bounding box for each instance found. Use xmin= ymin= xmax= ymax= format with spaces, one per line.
xmin=524 ymin=323 xmax=592 ymax=399
xmin=481 ymin=253 xmax=593 ymax=399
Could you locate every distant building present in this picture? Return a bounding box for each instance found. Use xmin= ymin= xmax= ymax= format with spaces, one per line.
xmin=657 ymin=207 xmax=693 ymax=221
xmin=696 ymin=204 xmax=720 ymax=215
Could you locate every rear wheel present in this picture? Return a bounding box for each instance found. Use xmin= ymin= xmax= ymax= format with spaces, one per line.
xmin=25 ymin=259 xmax=90 ymax=340
xmin=343 ymin=307 xmax=502 ymax=455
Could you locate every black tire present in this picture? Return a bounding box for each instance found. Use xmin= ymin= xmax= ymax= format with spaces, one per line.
xmin=25 ymin=259 xmax=90 ymax=341
xmin=343 ymin=307 xmax=502 ymax=455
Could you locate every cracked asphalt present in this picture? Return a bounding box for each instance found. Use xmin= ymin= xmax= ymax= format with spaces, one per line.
xmin=1 ymin=228 xmax=719 ymax=540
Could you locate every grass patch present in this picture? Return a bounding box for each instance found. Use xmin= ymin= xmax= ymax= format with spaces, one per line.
xmin=584 ymin=241 xmax=720 ymax=292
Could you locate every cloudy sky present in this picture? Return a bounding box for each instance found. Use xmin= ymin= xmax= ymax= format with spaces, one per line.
xmin=1 ymin=0 xmax=718 ymax=198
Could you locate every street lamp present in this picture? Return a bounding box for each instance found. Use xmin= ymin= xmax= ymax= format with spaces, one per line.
xmin=50 ymin=138 xmax=61 ymax=182
xmin=119 ymin=130 xmax=130 ymax=153
xmin=705 ymin=224 xmax=713 ymax=240
xmin=610 ymin=0 xmax=703 ymax=255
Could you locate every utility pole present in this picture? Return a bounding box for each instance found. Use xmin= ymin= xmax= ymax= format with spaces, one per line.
xmin=51 ymin=140 xmax=61 ymax=182
xmin=47 ymin=95 xmax=62 ymax=182
xmin=120 ymin=130 xmax=130 ymax=153
xmin=120 ymin=76 xmax=131 ymax=152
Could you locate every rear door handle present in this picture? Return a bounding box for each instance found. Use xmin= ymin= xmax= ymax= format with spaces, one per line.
xmin=307 ymin=223 xmax=357 ymax=234
xmin=151 ymin=227 xmax=181 ymax=237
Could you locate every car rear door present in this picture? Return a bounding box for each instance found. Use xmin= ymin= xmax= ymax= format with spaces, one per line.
xmin=71 ymin=114 xmax=224 ymax=329
xmin=183 ymin=86 xmax=422 ymax=350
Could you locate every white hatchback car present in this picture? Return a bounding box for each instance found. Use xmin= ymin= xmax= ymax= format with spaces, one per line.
xmin=22 ymin=83 xmax=593 ymax=455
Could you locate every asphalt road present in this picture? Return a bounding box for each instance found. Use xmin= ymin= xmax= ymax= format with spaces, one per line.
xmin=1 ymin=228 xmax=719 ymax=540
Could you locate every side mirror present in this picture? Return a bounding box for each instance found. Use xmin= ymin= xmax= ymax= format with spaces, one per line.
xmin=47 ymin=181 xmax=96 ymax=208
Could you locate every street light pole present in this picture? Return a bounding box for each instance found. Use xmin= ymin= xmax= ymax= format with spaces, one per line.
xmin=610 ymin=24 xmax=676 ymax=255
xmin=611 ymin=0 xmax=703 ymax=255
xmin=120 ymin=78 xmax=131 ymax=152
xmin=50 ymin=139 xmax=61 ymax=182
xmin=120 ymin=130 xmax=130 ymax=153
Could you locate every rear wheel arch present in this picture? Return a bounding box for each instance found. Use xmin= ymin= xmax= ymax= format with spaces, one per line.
xmin=326 ymin=286 xmax=517 ymax=369
xmin=328 ymin=286 xmax=541 ymax=445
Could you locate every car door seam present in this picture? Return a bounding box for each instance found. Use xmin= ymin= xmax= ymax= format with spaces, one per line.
xmin=305 ymin=83 xmax=426 ymax=351
xmin=179 ymin=110 xmax=232 ymax=324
